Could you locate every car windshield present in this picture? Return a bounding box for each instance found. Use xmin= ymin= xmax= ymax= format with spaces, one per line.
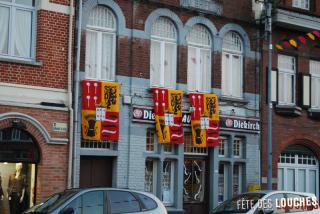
xmin=213 ymin=193 xmax=266 ymax=214
xmin=27 ymin=190 xmax=78 ymax=213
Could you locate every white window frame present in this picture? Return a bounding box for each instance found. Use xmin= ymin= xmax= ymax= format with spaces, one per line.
xmin=85 ymin=6 xmax=116 ymax=81
xmin=150 ymin=17 xmax=177 ymax=89
xmin=0 ymin=0 xmax=36 ymax=60
xmin=293 ymin=0 xmax=310 ymax=10
xmin=162 ymin=160 xmax=175 ymax=206
xmin=222 ymin=32 xmax=244 ymax=98
xmin=278 ymin=153 xmax=319 ymax=198
xmin=278 ymin=54 xmax=296 ymax=105
xmin=145 ymin=158 xmax=157 ymax=195
xmin=219 ymin=136 xmax=228 ymax=157
xmin=187 ymin=25 xmax=212 ymax=93
xmin=233 ymin=137 xmax=243 ymax=158
xmin=310 ymin=60 xmax=320 ymax=109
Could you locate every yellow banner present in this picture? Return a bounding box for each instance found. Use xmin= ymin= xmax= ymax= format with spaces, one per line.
xmin=101 ymin=82 xmax=120 ymax=112
xmin=82 ymin=110 xmax=101 ymax=140
xmin=155 ymin=115 xmax=170 ymax=144
xmin=168 ymin=89 xmax=183 ymax=117
xmin=203 ymin=94 xmax=219 ymax=120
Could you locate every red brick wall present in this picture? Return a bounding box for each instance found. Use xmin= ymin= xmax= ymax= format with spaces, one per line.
xmin=80 ymin=0 xmax=259 ymax=94
xmin=0 ymin=10 xmax=70 ymax=89
xmin=260 ymin=26 xmax=320 ymax=189
xmin=0 ymin=106 xmax=69 ymax=202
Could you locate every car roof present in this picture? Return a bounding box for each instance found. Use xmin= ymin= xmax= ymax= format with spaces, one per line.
xmin=241 ymin=190 xmax=316 ymax=197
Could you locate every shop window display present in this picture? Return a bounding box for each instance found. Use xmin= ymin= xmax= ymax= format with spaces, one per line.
xmin=0 ymin=162 xmax=36 ymax=214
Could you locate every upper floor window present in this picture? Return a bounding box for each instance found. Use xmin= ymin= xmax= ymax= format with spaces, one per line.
xmin=278 ymin=54 xmax=296 ymax=105
xmin=293 ymin=0 xmax=310 ymax=10
xmin=187 ymin=24 xmax=211 ymax=92
xmin=233 ymin=137 xmax=243 ymax=158
xmin=0 ymin=0 xmax=35 ymax=59
xmin=150 ymin=17 xmax=177 ymax=88
xmin=310 ymin=60 xmax=320 ymax=109
xmin=222 ymin=32 xmax=243 ymax=98
xmin=85 ymin=6 xmax=116 ymax=80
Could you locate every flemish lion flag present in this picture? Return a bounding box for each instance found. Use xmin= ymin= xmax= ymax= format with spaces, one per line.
xmin=152 ymin=88 xmax=184 ymax=144
xmin=189 ymin=93 xmax=220 ymax=147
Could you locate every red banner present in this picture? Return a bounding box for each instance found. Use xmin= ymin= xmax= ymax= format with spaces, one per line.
xmin=189 ymin=93 xmax=220 ymax=147
xmin=152 ymin=88 xmax=184 ymax=144
xmin=82 ymin=80 xmax=120 ymax=142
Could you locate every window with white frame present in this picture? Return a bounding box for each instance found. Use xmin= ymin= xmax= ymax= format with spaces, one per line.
xmin=146 ymin=129 xmax=156 ymax=152
xmin=187 ymin=24 xmax=211 ymax=92
xmin=233 ymin=137 xmax=242 ymax=158
xmin=145 ymin=158 xmax=157 ymax=195
xmin=162 ymin=160 xmax=175 ymax=205
xmin=85 ymin=6 xmax=116 ymax=80
xmin=278 ymin=55 xmax=296 ymax=105
xmin=222 ymin=32 xmax=243 ymax=98
xmin=184 ymin=132 xmax=208 ymax=155
xmin=233 ymin=164 xmax=243 ymax=196
xmin=0 ymin=0 xmax=35 ymax=59
xmin=310 ymin=60 xmax=320 ymax=109
xmin=150 ymin=17 xmax=177 ymax=88
xmin=219 ymin=136 xmax=228 ymax=157
xmin=293 ymin=0 xmax=310 ymax=10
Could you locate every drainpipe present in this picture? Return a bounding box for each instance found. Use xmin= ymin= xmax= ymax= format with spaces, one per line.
xmin=73 ymin=0 xmax=83 ymax=188
xmin=67 ymin=0 xmax=74 ymax=189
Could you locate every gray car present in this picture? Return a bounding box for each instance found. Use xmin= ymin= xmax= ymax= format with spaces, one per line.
xmin=23 ymin=188 xmax=168 ymax=214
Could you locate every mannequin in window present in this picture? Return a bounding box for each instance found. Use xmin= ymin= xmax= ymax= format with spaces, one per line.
xmin=7 ymin=163 xmax=26 ymax=214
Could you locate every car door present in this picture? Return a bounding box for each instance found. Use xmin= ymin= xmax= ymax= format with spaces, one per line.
xmin=60 ymin=190 xmax=106 ymax=214
xmin=260 ymin=193 xmax=287 ymax=214
xmin=286 ymin=193 xmax=318 ymax=214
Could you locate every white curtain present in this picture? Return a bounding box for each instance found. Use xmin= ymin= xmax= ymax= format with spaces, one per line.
xmin=278 ymin=72 xmax=285 ymax=103
xmin=85 ymin=30 xmax=97 ymax=79
xmin=286 ymin=73 xmax=293 ymax=104
xmin=14 ymin=9 xmax=32 ymax=58
xmin=101 ymin=32 xmax=115 ymax=81
xmin=0 ymin=6 xmax=9 ymax=54
xmin=200 ymin=49 xmax=211 ymax=92
xmin=150 ymin=40 xmax=161 ymax=87
xmin=232 ymin=55 xmax=242 ymax=97
xmin=187 ymin=46 xmax=197 ymax=91
xmin=311 ymin=77 xmax=320 ymax=108
xmin=164 ymin=42 xmax=176 ymax=88
xmin=221 ymin=52 xmax=230 ymax=96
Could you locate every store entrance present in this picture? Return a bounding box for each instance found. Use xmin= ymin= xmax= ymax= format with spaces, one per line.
xmin=0 ymin=128 xmax=40 ymax=214
xmin=80 ymin=156 xmax=113 ymax=187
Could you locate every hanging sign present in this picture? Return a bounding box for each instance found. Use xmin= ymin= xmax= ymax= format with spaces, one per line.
xmin=189 ymin=93 xmax=220 ymax=147
xmin=152 ymin=88 xmax=184 ymax=144
xmin=81 ymin=80 xmax=120 ymax=142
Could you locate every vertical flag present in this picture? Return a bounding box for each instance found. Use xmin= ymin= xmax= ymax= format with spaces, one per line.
xmin=101 ymin=82 xmax=120 ymax=142
xmin=82 ymin=80 xmax=102 ymax=140
xmin=189 ymin=93 xmax=220 ymax=147
xmin=81 ymin=80 xmax=120 ymax=142
xmin=152 ymin=88 xmax=184 ymax=144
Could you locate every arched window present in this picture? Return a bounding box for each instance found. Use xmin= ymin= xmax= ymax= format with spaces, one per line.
xmin=278 ymin=144 xmax=319 ymax=197
xmin=187 ymin=24 xmax=211 ymax=92
xmin=150 ymin=17 xmax=177 ymax=88
xmin=85 ymin=6 xmax=116 ymax=80
xmin=221 ymin=31 xmax=243 ymax=98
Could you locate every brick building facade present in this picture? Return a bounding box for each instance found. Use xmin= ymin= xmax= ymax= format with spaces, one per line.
xmin=260 ymin=0 xmax=320 ymax=199
xmin=73 ymin=0 xmax=261 ymax=213
xmin=0 ymin=0 xmax=73 ymax=213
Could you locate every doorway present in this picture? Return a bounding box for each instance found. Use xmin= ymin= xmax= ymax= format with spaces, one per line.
xmin=80 ymin=156 xmax=113 ymax=188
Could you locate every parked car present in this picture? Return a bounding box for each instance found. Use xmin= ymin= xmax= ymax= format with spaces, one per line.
xmin=23 ymin=188 xmax=168 ymax=214
xmin=212 ymin=191 xmax=319 ymax=214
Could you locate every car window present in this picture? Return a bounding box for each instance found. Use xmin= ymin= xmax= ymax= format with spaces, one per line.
xmin=108 ymin=190 xmax=141 ymax=214
xmin=265 ymin=193 xmax=286 ymax=214
xmin=82 ymin=191 xmax=104 ymax=214
xmin=286 ymin=193 xmax=311 ymax=212
xmin=135 ymin=193 xmax=158 ymax=211
xmin=62 ymin=196 xmax=82 ymax=214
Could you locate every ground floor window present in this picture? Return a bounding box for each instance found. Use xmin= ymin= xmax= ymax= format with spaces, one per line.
xmin=233 ymin=164 xmax=242 ymax=196
xmin=278 ymin=144 xmax=319 ymax=197
xmin=218 ymin=163 xmax=228 ymax=204
xmin=183 ymin=159 xmax=206 ymax=203
xmin=162 ymin=160 xmax=174 ymax=205
xmin=145 ymin=159 xmax=157 ymax=194
xmin=0 ymin=128 xmax=40 ymax=214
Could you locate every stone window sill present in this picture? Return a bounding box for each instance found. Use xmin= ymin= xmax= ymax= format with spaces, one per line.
xmin=0 ymin=56 xmax=43 ymax=67
xmin=275 ymin=104 xmax=301 ymax=116
xmin=308 ymin=108 xmax=320 ymax=120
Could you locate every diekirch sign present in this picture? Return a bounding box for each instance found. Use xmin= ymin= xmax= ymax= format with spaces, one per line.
xmin=132 ymin=105 xmax=260 ymax=134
